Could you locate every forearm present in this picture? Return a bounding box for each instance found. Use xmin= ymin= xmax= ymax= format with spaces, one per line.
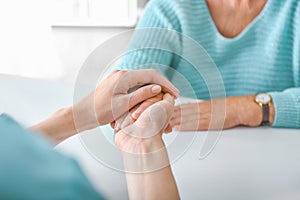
xmin=30 ymin=107 xmax=77 ymax=143
xmin=122 ymin=138 xmax=180 ymax=200
xmin=125 ymin=166 xmax=179 ymax=200
xmin=30 ymin=95 xmax=100 ymax=143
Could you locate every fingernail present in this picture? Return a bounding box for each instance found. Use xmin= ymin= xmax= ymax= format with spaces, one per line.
xmin=151 ymin=85 xmax=161 ymax=93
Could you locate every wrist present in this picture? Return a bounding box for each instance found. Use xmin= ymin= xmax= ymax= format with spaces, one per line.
xmin=121 ymin=136 xmax=170 ymax=173
xmin=239 ymin=95 xmax=262 ymax=126
xmin=239 ymin=94 xmax=275 ymax=127
xmin=117 ymin=131 xmax=165 ymax=154
xmin=31 ymin=106 xmax=76 ymax=143
xmin=140 ymin=136 xmax=165 ymax=154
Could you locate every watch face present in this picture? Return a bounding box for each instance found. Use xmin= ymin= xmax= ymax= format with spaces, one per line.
xmin=256 ymin=93 xmax=271 ymax=104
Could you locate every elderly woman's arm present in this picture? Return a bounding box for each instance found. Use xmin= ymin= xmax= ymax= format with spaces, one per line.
xmin=269 ymin=88 xmax=300 ymax=128
xmin=169 ymin=87 xmax=300 ymax=130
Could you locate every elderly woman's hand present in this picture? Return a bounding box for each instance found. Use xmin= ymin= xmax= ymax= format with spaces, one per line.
xmin=169 ymin=95 xmax=275 ymax=131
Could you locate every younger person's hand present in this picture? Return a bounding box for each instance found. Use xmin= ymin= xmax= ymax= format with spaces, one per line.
xmin=31 ymin=70 xmax=178 ymax=143
xmin=114 ymin=93 xmax=175 ymax=154
xmin=111 ymin=92 xmax=173 ymax=134
xmin=114 ymin=94 xmax=180 ymax=200
xmin=73 ymin=70 xmax=178 ymax=131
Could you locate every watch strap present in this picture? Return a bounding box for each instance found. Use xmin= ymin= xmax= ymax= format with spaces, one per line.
xmin=261 ymin=104 xmax=270 ymax=126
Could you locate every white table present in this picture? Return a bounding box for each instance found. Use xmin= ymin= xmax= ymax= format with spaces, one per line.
xmin=1 ymin=74 xmax=300 ymax=200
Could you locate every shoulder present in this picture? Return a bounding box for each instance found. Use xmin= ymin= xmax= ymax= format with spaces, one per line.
xmin=145 ymin=0 xmax=198 ymax=13
xmin=138 ymin=0 xmax=203 ymax=31
xmin=137 ymin=0 xmax=182 ymax=30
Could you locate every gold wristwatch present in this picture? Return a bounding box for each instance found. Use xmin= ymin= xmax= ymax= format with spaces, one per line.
xmin=254 ymin=93 xmax=272 ymax=126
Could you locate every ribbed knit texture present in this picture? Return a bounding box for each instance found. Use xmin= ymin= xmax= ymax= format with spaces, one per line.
xmin=117 ymin=0 xmax=300 ymax=128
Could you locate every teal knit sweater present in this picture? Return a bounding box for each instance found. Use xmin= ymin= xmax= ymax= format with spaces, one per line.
xmin=117 ymin=0 xmax=300 ymax=128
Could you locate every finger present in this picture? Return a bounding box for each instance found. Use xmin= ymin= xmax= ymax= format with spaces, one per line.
xmin=131 ymin=93 xmax=164 ymax=119
xmin=169 ymin=105 xmax=187 ymax=127
xmin=164 ymin=124 xmax=172 ymax=133
xmin=115 ymin=105 xmax=139 ymax=130
xmin=135 ymin=93 xmax=174 ymax=127
xmin=114 ymin=130 xmax=129 ymax=149
xmin=111 ymin=70 xmax=120 ymax=75
xmin=107 ymin=70 xmax=124 ymax=80
xmin=128 ymin=84 xmax=162 ymax=110
xmin=110 ymin=121 xmax=116 ymax=129
xmin=173 ymin=120 xmax=201 ymax=131
xmin=169 ymin=115 xmax=181 ymax=127
xmin=170 ymin=110 xmax=199 ymax=126
xmin=171 ymin=103 xmax=202 ymax=119
xmin=171 ymin=110 xmax=210 ymax=131
xmin=115 ymin=112 xmax=128 ymax=131
xmin=170 ymin=103 xmax=205 ymax=130
xmin=120 ymin=69 xmax=179 ymax=98
xmin=163 ymin=93 xmax=175 ymax=104
xmin=173 ymin=103 xmax=200 ymax=115
xmin=123 ymin=94 xmax=175 ymax=139
xmin=120 ymin=111 xmax=136 ymax=129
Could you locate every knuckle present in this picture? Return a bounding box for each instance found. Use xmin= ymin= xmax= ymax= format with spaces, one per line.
xmin=118 ymin=70 xmax=128 ymax=78
xmin=148 ymin=68 xmax=158 ymax=75
xmin=119 ymin=70 xmax=127 ymax=74
xmin=129 ymin=93 xmax=139 ymax=104
xmin=140 ymin=86 xmax=152 ymax=97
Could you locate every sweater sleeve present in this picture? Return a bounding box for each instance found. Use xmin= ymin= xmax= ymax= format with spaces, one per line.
xmin=115 ymin=0 xmax=182 ymax=79
xmin=269 ymin=88 xmax=300 ymax=128
xmin=0 ymin=114 xmax=105 ymax=200
xmin=268 ymin=2 xmax=300 ymax=129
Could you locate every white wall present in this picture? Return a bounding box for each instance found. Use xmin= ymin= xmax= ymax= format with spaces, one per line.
xmin=52 ymin=27 xmax=131 ymax=83
xmin=0 ymin=0 xmax=149 ymax=83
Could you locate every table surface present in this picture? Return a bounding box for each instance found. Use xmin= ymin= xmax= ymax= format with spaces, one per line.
xmin=1 ymin=74 xmax=300 ymax=200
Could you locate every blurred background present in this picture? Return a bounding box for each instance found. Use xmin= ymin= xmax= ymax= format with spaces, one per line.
xmin=0 ymin=0 xmax=148 ymax=83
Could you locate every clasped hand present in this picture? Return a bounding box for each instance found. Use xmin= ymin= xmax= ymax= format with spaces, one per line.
xmin=73 ymin=70 xmax=177 ymax=153
xmin=32 ymin=69 xmax=178 ymax=144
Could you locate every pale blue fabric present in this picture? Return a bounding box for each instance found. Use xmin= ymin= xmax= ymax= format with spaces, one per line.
xmin=117 ymin=0 xmax=300 ymax=128
xmin=0 ymin=114 xmax=105 ymax=200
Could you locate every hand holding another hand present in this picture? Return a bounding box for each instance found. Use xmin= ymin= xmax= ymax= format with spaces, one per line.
xmin=32 ymin=69 xmax=178 ymax=143
xmin=73 ymin=69 xmax=178 ymax=132
xmin=114 ymin=93 xmax=175 ymax=154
